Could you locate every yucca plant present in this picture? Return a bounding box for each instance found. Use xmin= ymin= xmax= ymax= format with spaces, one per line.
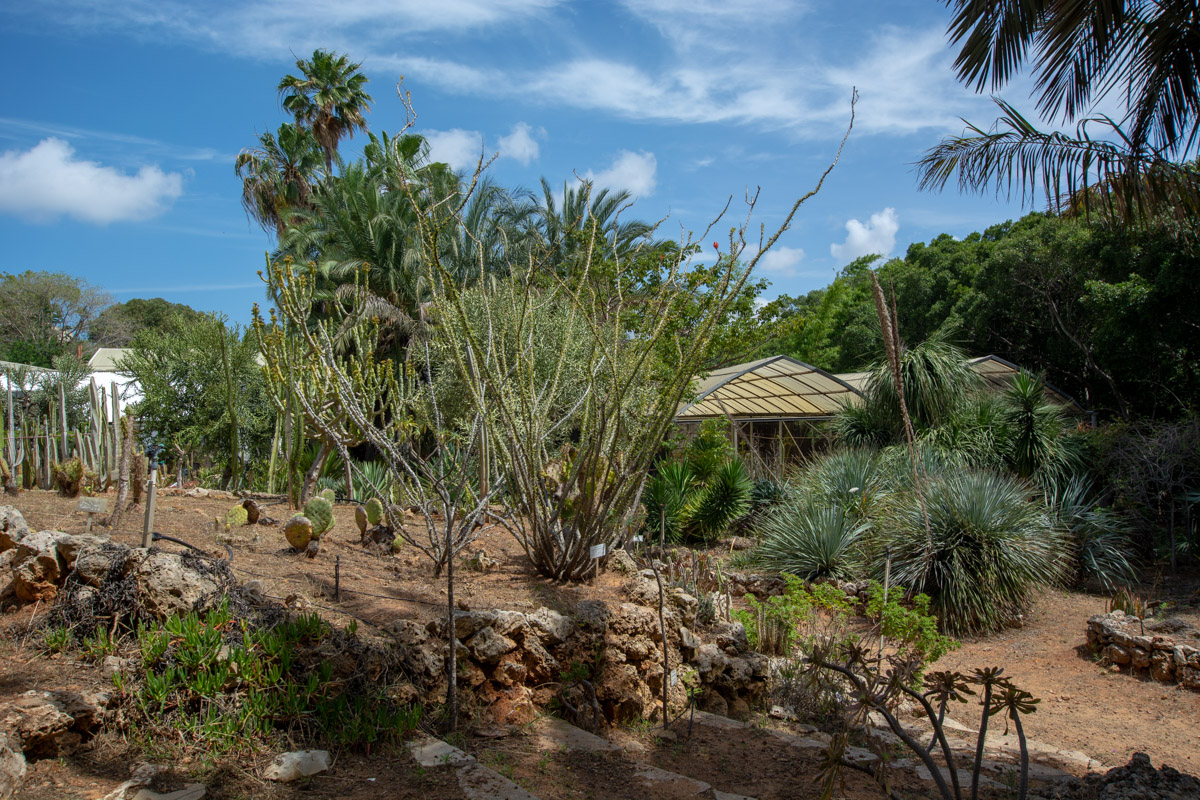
xmin=801 ymin=448 xmax=890 ymax=522
xmin=685 ymin=459 xmax=753 ymax=539
xmin=881 ymin=470 xmax=1068 ymax=635
xmin=1043 ymin=475 xmax=1136 ymax=592
xmin=755 ymin=499 xmax=870 ymax=580
xmin=351 ymin=459 xmax=393 ymax=503
xmin=642 ymin=461 xmax=694 ymax=544
xmin=1001 ymin=371 xmax=1084 ymax=480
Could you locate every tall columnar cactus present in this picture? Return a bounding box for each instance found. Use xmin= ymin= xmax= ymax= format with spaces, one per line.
xmin=303 ymin=495 xmax=334 ymax=537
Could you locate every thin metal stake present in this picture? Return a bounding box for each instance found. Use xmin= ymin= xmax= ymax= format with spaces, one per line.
xmin=142 ymin=466 xmax=157 ymax=549
xmin=335 ymin=555 xmax=341 ymax=601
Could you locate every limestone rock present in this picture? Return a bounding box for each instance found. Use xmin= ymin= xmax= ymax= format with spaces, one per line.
xmin=0 ymin=689 xmax=108 ymax=759
xmin=10 ymin=531 xmax=70 ymax=602
xmin=263 ymin=750 xmax=331 ymax=782
xmin=607 ymin=548 xmax=637 ymax=574
xmin=133 ymin=550 xmax=221 ymax=618
xmin=55 ymin=533 xmax=108 ymax=571
xmin=0 ymin=507 xmax=30 ymax=551
xmin=468 ymin=627 xmax=517 ymax=665
xmin=0 ymin=730 xmax=25 ymax=800
xmin=527 ymin=608 xmax=574 ymax=646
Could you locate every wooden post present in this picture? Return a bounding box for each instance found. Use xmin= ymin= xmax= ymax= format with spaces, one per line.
xmin=142 ymin=464 xmax=157 ymax=548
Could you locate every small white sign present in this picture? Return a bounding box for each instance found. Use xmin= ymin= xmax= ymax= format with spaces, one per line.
xmin=589 ymin=543 xmax=607 ymax=559
xmin=669 ymin=668 xmax=678 ymax=687
xmin=632 ymin=535 xmax=644 ymax=544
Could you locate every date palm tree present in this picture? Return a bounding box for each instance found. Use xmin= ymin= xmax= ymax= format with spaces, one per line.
xmin=278 ymin=49 xmax=373 ymax=178
xmin=235 ymin=123 xmax=323 ymax=237
xmin=919 ymin=1 xmax=1200 ymax=224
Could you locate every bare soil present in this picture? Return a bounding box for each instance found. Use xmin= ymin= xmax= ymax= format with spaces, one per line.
xmin=4 ymin=488 xmax=1200 ymax=798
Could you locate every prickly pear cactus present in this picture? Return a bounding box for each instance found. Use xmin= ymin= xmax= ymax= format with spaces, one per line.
xmin=242 ymin=498 xmax=260 ymax=525
xmin=365 ymin=497 xmax=384 ymax=526
xmin=319 ymin=488 xmax=336 ymax=502
xmin=354 ymin=504 xmax=368 ymax=534
xmin=226 ymin=505 xmax=249 ymax=527
xmin=303 ymin=496 xmax=334 ymax=537
xmin=284 ymin=515 xmax=313 ymax=550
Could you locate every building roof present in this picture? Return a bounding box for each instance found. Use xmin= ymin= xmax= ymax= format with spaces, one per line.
xmin=677 ymin=353 xmax=1086 ymax=422
xmin=677 ymin=355 xmax=863 ymax=420
xmin=87 ymin=348 xmax=132 ymax=372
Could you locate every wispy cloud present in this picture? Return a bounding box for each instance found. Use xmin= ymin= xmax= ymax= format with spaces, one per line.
xmin=423 ymin=128 xmax=486 ymax=172
xmin=0 ymin=116 xmax=226 ymax=162
xmin=757 ymin=245 xmax=806 ymax=277
xmin=585 ymin=150 xmax=657 ymax=197
xmin=497 ymin=122 xmax=542 ymax=165
xmin=831 ymin=208 xmax=899 ymax=262
xmin=0 ymin=138 xmax=183 ymax=224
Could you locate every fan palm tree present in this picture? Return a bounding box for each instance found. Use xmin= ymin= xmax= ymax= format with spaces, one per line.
xmin=278 ymin=49 xmax=373 ymax=178
xmin=533 ymin=177 xmax=655 ymax=273
xmin=919 ymin=1 xmax=1200 ymax=224
xmin=235 ymin=123 xmax=323 ymax=237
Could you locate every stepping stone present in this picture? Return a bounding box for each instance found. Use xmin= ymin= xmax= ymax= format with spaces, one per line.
xmin=535 ymin=717 xmax=621 ymax=753
xmin=632 ymin=763 xmax=714 ymax=797
xmin=407 ymin=737 xmax=472 ymax=766
xmin=406 ymin=736 xmax=539 ymax=800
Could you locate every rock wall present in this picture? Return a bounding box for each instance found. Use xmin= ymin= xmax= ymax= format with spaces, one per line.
xmin=1087 ymin=611 xmax=1200 ymax=689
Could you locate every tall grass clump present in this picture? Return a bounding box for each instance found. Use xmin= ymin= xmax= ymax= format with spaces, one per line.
xmin=881 ymin=470 xmax=1068 ymax=635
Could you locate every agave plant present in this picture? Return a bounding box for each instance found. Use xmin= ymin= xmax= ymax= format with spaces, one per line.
xmin=1043 ymin=475 xmax=1136 ymax=592
xmin=881 ymin=470 xmax=1068 ymax=635
xmin=351 ymin=458 xmax=394 ymax=502
xmin=755 ymin=499 xmax=869 ymax=580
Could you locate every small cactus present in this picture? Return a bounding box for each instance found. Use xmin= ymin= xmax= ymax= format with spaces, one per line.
xmin=284 ymin=515 xmax=313 ymax=550
xmin=226 ymin=505 xmax=249 ymax=527
xmin=319 ymin=487 xmax=336 ymax=502
xmin=365 ymin=497 xmax=384 ymax=526
xmin=242 ymin=498 xmax=260 ymax=525
xmin=354 ymin=504 xmax=368 ymax=534
xmin=303 ymin=496 xmax=334 ymax=537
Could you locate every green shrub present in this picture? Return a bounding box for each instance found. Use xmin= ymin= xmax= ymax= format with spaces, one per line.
xmin=642 ymin=456 xmax=751 ymax=543
xmin=754 ymin=499 xmax=869 ymax=580
xmin=864 ymin=583 xmax=958 ymax=667
xmin=880 ymin=470 xmax=1068 ymax=635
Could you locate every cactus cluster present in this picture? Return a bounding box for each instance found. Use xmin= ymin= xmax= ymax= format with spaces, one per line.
xmin=226 ymin=505 xmax=249 ymax=528
xmin=304 ymin=495 xmax=335 ymax=536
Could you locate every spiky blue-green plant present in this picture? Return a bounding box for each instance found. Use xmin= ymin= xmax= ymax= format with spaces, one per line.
xmin=881 ymin=470 xmax=1068 ymax=635
xmin=1043 ymin=475 xmax=1136 ymax=591
xmin=754 ymin=500 xmax=870 ymax=580
xmin=686 ymin=459 xmax=752 ymax=541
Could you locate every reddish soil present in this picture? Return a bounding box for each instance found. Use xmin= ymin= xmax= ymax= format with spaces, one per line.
xmin=4 ymin=488 xmax=1200 ymax=798
xmin=934 ymin=587 xmax=1200 ymax=775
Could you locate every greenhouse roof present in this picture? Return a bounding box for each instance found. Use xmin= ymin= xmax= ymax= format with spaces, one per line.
xmin=676 ymin=355 xmax=863 ymax=420
xmin=677 ymin=353 xmax=1086 ymax=422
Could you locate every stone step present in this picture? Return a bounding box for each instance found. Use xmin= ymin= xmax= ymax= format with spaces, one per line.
xmin=407 ymin=735 xmax=539 ymax=800
xmin=532 ymin=716 xmax=757 ymax=800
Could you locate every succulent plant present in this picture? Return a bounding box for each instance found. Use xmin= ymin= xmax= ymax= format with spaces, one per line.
xmin=226 ymin=505 xmax=249 ymax=527
xmin=242 ymin=498 xmax=260 ymax=525
xmin=284 ymin=515 xmax=313 ymax=550
xmin=365 ymin=497 xmax=384 ymax=526
xmin=354 ymin=504 xmax=368 ymax=534
xmin=303 ymin=496 xmax=334 ymax=537
xmin=319 ymin=487 xmax=336 ymax=502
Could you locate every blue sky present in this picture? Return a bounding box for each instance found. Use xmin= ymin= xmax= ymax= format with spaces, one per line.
xmin=0 ymin=1 xmax=1049 ymax=325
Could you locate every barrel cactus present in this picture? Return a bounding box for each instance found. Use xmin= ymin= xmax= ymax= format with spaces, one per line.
xmin=303 ymin=496 xmax=334 ymax=537
xmin=284 ymin=515 xmax=313 ymax=550
xmin=226 ymin=505 xmax=249 ymax=528
xmin=365 ymin=497 xmax=384 ymax=526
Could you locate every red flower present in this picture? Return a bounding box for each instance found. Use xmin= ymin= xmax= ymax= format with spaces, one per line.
xmin=712 ymin=241 xmax=719 ymax=250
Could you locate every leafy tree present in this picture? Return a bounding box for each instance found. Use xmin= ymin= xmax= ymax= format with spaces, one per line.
xmin=88 ymin=297 xmax=204 ymax=347
xmin=0 ymin=271 xmax=110 ymax=367
xmin=920 ymin=1 xmax=1200 ymax=225
xmin=278 ymin=49 xmax=373 ymax=178
xmin=118 ymin=313 xmax=273 ymax=487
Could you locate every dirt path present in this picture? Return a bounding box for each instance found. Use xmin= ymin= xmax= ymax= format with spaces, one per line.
xmin=934 ymin=588 xmax=1200 ymax=774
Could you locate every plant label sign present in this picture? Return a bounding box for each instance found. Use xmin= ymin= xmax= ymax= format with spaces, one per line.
xmin=589 ymin=543 xmax=607 ymax=559
xmin=77 ymin=497 xmax=108 ymax=514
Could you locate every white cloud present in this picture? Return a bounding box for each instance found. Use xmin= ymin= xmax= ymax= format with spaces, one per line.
xmin=423 ymin=128 xmax=486 ymax=172
xmin=585 ymin=150 xmax=657 ymax=197
xmin=0 ymin=138 xmax=183 ymax=224
xmin=756 ymin=245 xmax=806 ymax=277
xmin=497 ymin=122 xmax=541 ymax=165
xmin=830 ymin=208 xmax=899 ymax=262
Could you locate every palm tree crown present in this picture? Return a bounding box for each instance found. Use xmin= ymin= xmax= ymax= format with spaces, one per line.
xmin=278 ymin=49 xmax=373 ymax=177
xmin=235 ymin=123 xmax=323 ymax=237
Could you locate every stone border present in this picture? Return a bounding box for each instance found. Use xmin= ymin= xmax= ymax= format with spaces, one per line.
xmin=1087 ymin=612 xmax=1200 ymax=689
